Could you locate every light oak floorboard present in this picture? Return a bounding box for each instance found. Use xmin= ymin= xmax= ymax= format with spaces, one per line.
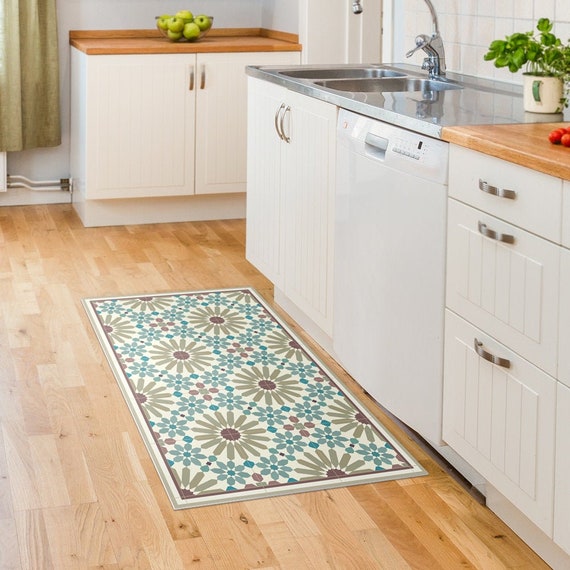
xmin=0 ymin=204 xmax=551 ymax=569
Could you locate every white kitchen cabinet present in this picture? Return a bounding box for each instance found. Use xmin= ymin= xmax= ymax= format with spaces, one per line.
xmin=246 ymin=78 xmax=288 ymax=284
xmin=442 ymin=310 xmax=557 ymax=535
xmin=70 ymin=49 xmax=300 ymax=202
xmin=444 ymin=143 xmax=570 ymax=563
xmin=246 ymin=77 xmax=337 ymax=336
xmin=446 ymin=198 xmax=560 ymax=376
xmin=195 ymin=52 xmax=299 ymax=195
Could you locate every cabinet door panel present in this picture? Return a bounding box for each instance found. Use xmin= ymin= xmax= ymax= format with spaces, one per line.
xmin=282 ymin=92 xmax=337 ymax=335
xmin=443 ymin=310 xmax=556 ymax=535
xmin=195 ymin=52 xmax=300 ymax=195
xmin=87 ymin=54 xmax=195 ymax=199
xmin=447 ymin=199 xmax=560 ymax=375
xmin=245 ymin=78 xmax=287 ymax=283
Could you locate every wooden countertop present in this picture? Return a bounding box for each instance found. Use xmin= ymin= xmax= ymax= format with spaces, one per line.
xmin=442 ymin=122 xmax=570 ymax=181
xmin=70 ymin=28 xmax=301 ymax=55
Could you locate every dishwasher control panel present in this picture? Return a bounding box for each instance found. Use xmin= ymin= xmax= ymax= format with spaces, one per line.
xmin=338 ymin=109 xmax=449 ymax=185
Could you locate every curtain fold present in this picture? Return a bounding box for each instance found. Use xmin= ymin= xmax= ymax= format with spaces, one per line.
xmin=0 ymin=0 xmax=61 ymax=151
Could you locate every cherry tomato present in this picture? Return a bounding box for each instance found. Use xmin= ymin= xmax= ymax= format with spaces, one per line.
xmin=549 ymin=128 xmax=567 ymax=144
xmin=561 ymin=133 xmax=570 ymax=147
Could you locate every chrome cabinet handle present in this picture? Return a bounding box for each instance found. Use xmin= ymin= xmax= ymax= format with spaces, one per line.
xmin=189 ymin=66 xmax=195 ymax=91
xmin=478 ymin=221 xmax=515 ymax=244
xmin=474 ymin=339 xmax=511 ymax=369
xmin=280 ymin=105 xmax=291 ymax=143
xmin=479 ymin=179 xmax=516 ymax=200
xmin=274 ymin=103 xmax=286 ymax=140
xmin=200 ymin=65 xmax=206 ymax=89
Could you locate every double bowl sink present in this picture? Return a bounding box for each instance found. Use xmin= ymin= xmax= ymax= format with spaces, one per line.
xmin=276 ymin=65 xmax=464 ymax=94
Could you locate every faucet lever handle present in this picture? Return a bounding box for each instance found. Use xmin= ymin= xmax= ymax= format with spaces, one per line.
xmin=405 ymin=34 xmax=430 ymax=58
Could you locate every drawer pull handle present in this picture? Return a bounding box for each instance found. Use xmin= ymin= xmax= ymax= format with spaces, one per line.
xmin=474 ymin=339 xmax=511 ymax=369
xmin=478 ymin=221 xmax=515 ymax=244
xmin=200 ymin=65 xmax=206 ymax=89
xmin=189 ymin=66 xmax=195 ymax=91
xmin=479 ymin=179 xmax=516 ymax=200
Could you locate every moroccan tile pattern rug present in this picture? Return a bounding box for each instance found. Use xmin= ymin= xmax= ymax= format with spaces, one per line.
xmin=83 ymin=288 xmax=426 ymax=509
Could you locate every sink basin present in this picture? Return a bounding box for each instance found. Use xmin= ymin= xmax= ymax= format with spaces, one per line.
xmin=315 ymin=77 xmax=463 ymax=93
xmin=279 ymin=68 xmax=407 ymax=80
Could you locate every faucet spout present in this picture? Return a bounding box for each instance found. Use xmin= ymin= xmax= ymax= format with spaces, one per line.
xmin=423 ymin=0 xmax=440 ymax=35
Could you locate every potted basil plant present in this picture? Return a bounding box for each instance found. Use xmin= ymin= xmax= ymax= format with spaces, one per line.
xmin=484 ymin=18 xmax=570 ymax=114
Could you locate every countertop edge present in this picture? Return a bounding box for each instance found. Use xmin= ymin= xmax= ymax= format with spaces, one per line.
xmin=69 ymin=28 xmax=302 ymax=55
xmin=442 ymin=124 xmax=570 ymax=181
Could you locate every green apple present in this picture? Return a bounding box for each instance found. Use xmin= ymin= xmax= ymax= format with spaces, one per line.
xmin=176 ymin=10 xmax=194 ymax=23
xmin=194 ymin=15 xmax=212 ymax=32
xmin=167 ymin=29 xmax=183 ymax=41
xmin=167 ymin=17 xmax=185 ymax=33
xmin=183 ymin=22 xmax=201 ymax=41
xmin=156 ymin=15 xmax=171 ymax=31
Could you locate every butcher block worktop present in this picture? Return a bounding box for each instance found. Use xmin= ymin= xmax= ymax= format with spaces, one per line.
xmin=442 ymin=122 xmax=570 ymax=181
xmin=69 ymin=29 xmax=301 ymax=55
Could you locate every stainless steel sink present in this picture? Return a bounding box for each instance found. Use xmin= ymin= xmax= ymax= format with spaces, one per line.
xmin=279 ymin=68 xmax=407 ymax=80
xmin=315 ymin=77 xmax=463 ymax=93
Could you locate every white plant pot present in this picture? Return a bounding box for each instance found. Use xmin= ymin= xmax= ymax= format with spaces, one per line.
xmin=523 ymin=74 xmax=564 ymax=113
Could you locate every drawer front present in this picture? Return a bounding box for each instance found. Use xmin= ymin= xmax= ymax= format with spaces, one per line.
xmin=443 ymin=310 xmax=556 ymax=535
xmin=446 ymin=199 xmax=560 ymax=375
xmin=449 ymin=145 xmax=562 ymax=242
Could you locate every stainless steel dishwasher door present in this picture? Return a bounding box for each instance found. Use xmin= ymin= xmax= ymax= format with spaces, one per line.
xmin=333 ymin=109 xmax=448 ymax=445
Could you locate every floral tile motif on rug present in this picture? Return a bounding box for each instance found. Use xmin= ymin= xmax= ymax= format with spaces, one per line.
xmin=83 ymin=287 xmax=426 ymax=509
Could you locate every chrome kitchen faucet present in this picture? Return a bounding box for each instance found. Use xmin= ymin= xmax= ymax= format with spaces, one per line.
xmin=405 ymin=0 xmax=447 ymax=79
xmin=353 ymin=0 xmax=446 ymax=78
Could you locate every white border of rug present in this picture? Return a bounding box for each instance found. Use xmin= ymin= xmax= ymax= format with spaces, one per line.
xmin=83 ymin=287 xmax=426 ymax=509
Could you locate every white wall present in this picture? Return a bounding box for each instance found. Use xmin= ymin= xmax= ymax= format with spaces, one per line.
xmin=261 ymin=0 xmax=298 ymax=33
xmin=5 ymin=0 xmax=264 ymax=202
xmin=393 ymin=0 xmax=570 ymax=84
xmin=298 ymin=0 xmax=381 ymax=64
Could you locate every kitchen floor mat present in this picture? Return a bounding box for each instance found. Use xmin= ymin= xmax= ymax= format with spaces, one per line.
xmin=83 ymin=287 xmax=426 ymax=509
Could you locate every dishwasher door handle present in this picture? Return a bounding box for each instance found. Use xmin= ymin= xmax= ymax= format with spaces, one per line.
xmin=364 ymin=132 xmax=388 ymax=160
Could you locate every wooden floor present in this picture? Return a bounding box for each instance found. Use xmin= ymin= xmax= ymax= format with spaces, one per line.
xmin=0 ymin=204 xmax=551 ymax=569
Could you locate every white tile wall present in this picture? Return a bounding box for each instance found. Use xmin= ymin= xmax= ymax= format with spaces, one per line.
xmin=399 ymin=1 xmax=570 ymax=84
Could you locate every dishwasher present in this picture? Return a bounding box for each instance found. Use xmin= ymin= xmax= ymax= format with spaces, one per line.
xmin=333 ymin=108 xmax=449 ymax=446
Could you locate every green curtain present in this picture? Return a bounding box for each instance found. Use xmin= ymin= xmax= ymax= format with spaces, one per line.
xmin=0 ymin=0 xmax=61 ymax=151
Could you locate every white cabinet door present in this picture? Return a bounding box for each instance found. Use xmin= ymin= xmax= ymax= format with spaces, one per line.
xmin=246 ymin=79 xmax=337 ymax=335
xmin=85 ymin=54 xmax=196 ymax=199
xmin=281 ymin=91 xmax=337 ymax=335
xmin=446 ymin=198 xmax=560 ymax=376
xmin=195 ymin=51 xmax=300 ymax=195
xmin=554 ymin=382 xmax=570 ymax=554
xmin=443 ymin=310 xmax=556 ymax=535
xmin=246 ymin=78 xmax=288 ymax=284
